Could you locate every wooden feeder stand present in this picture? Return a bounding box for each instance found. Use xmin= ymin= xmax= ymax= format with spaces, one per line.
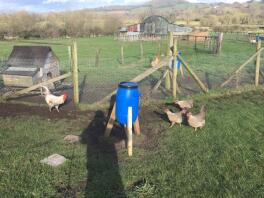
xmin=104 ymin=102 xmax=141 ymax=157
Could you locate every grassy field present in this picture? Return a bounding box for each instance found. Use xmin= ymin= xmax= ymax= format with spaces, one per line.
xmin=0 ymin=35 xmax=264 ymax=196
xmin=0 ymin=89 xmax=264 ymax=197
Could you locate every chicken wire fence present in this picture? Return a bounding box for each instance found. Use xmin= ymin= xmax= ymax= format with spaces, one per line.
xmin=0 ymin=34 xmax=263 ymax=105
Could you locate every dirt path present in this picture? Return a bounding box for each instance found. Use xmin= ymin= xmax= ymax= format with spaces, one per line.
xmin=0 ymin=102 xmax=90 ymax=119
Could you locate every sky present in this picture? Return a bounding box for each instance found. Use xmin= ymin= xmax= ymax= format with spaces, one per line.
xmin=0 ymin=0 xmax=258 ymax=12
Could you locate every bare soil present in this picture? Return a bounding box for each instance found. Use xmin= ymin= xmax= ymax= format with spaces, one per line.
xmin=0 ymin=101 xmax=170 ymax=151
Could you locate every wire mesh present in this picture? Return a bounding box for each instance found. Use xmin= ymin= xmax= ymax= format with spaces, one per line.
xmin=0 ymin=34 xmax=263 ymax=105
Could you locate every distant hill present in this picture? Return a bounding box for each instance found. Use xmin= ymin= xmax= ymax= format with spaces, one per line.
xmin=145 ymin=0 xmax=189 ymax=7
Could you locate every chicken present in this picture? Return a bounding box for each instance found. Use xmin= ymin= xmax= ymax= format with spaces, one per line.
xmin=250 ymin=39 xmax=256 ymax=44
xmin=174 ymin=99 xmax=193 ymax=110
xmin=164 ymin=108 xmax=187 ymax=128
xmin=186 ymin=105 xmax=206 ymax=131
xmin=41 ymin=86 xmax=68 ymax=112
xmin=151 ymin=54 xmax=161 ymax=67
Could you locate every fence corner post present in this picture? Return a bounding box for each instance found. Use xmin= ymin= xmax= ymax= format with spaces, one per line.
xmin=72 ymin=41 xmax=79 ymax=104
xmin=172 ymin=38 xmax=178 ymax=99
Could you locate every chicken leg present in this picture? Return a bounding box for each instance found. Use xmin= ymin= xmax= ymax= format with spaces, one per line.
xmin=55 ymin=105 xmax=60 ymax=112
xmin=169 ymin=122 xmax=175 ymax=128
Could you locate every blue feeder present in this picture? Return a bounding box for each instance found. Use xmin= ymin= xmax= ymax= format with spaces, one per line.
xmin=116 ymin=82 xmax=140 ymax=125
xmin=176 ymin=51 xmax=182 ymax=69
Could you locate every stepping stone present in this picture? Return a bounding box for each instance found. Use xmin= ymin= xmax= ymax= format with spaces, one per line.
xmin=64 ymin=135 xmax=81 ymax=143
xmin=40 ymin=154 xmax=67 ymax=167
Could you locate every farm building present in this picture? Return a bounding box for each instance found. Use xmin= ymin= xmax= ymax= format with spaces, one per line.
xmin=142 ymin=15 xmax=192 ymax=35
xmin=118 ymin=15 xmax=192 ymax=40
xmin=1 ymin=46 xmax=60 ymax=87
xmin=126 ymin=16 xmax=192 ymax=35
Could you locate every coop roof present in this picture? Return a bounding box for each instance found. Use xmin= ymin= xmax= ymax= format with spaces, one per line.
xmin=6 ymin=46 xmax=57 ymax=68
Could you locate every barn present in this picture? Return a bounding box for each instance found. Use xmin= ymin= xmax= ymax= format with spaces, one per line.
xmin=141 ymin=15 xmax=192 ymax=35
xmin=1 ymin=46 xmax=60 ymax=88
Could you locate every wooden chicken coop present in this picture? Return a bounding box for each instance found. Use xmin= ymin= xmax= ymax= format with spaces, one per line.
xmin=1 ymin=46 xmax=60 ymax=88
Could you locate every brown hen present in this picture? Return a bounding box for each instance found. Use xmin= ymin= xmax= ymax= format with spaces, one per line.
xmin=186 ymin=105 xmax=206 ymax=131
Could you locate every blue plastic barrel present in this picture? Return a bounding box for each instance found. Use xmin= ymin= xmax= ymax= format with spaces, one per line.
xmin=116 ymin=82 xmax=140 ymax=125
xmin=176 ymin=51 xmax=182 ymax=69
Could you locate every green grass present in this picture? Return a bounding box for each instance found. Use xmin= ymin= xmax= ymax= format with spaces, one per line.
xmin=0 ymin=90 xmax=264 ymax=197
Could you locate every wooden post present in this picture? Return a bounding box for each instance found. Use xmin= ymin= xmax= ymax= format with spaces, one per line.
xmin=68 ymin=46 xmax=71 ymax=67
xmin=127 ymin=107 xmax=133 ymax=157
xmin=172 ymin=38 xmax=178 ymax=99
xmin=121 ymin=45 xmax=124 ymax=65
xmin=95 ymin=49 xmax=100 ymax=67
xmin=165 ymin=32 xmax=173 ymax=90
xmin=72 ymin=41 xmax=79 ymax=104
xmin=194 ymin=36 xmax=197 ymax=50
xmin=104 ymin=103 xmax=116 ymax=137
xmin=167 ymin=31 xmax=173 ymax=57
xmin=133 ymin=117 xmax=141 ymax=136
xmin=158 ymin=42 xmax=161 ymax=55
xmin=218 ymin=33 xmax=224 ymax=55
xmin=140 ymin=41 xmax=144 ymax=60
xmin=255 ymin=37 xmax=262 ymax=87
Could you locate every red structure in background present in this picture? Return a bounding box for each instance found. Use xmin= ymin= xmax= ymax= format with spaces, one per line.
xmin=127 ymin=24 xmax=140 ymax=32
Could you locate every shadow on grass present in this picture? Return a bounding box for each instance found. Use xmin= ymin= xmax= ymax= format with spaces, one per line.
xmin=80 ymin=110 xmax=127 ymax=197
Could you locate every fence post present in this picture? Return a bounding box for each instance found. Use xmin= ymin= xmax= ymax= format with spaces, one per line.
xmin=95 ymin=49 xmax=100 ymax=67
xmin=72 ymin=41 xmax=79 ymax=104
xmin=68 ymin=46 xmax=71 ymax=67
xmin=140 ymin=41 xmax=144 ymax=60
xmin=194 ymin=36 xmax=197 ymax=50
xmin=172 ymin=38 xmax=178 ymax=99
xmin=255 ymin=36 xmax=262 ymax=87
xmin=158 ymin=41 xmax=161 ymax=55
xmin=165 ymin=32 xmax=173 ymax=90
xmin=121 ymin=45 xmax=124 ymax=65
xmin=167 ymin=31 xmax=173 ymax=57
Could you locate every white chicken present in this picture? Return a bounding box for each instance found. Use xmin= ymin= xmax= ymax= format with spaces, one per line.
xmin=41 ymin=86 xmax=68 ymax=112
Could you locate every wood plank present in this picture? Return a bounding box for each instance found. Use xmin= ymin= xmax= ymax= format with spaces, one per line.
xmin=104 ymin=103 xmax=116 ymax=137
xmin=177 ymin=55 xmax=208 ymax=93
xmin=151 ymin=69 xmax=168 ymax=92
xmin=133 ymin=117 xmax=141 ymax=135
xmin=2 ymin=72 xmax=71 ymax=99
